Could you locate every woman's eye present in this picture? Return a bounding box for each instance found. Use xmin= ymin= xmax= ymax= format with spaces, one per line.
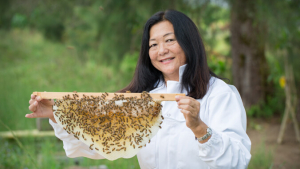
xmin=149 ymin=44 xmax=157 ymax=48
xmin=166 ymin=39 xmax=174 ymax=42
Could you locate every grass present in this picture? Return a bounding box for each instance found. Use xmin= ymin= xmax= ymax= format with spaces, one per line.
xmin=248 ymin=141 xmax=274 ymax=169
xmin=0 ymin=136 xmax=139 ymax=169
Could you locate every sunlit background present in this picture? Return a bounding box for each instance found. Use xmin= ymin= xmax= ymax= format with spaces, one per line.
xmin=0 ymin=0 xmax=299 ymax=168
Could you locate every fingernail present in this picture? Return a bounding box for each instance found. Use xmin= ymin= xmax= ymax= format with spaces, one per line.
xmin=37 ymin=96 xmax=41 ymax=101
xmin=34 ymin=101 xmax=38 ymax=105
xmin=175 ymin=96 xmax=180 ymax=99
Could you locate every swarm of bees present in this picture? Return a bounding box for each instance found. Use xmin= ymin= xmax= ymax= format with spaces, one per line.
xmin=53 ymin=91 xmax=163 ymax=160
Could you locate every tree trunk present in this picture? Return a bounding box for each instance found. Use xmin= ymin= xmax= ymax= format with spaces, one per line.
xmin=230 ymin=0 xmax=269 ymax=108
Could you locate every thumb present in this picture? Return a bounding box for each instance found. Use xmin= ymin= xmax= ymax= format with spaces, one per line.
xmin=40 ymin=99 xmax=54 ymax=105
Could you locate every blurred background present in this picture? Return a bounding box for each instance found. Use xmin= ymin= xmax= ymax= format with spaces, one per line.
xmin=0 ymin=0 xmax=299 ymax=168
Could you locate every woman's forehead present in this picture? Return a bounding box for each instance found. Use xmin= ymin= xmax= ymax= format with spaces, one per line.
xmin=149 ymin=21 xmax=174 ymax=39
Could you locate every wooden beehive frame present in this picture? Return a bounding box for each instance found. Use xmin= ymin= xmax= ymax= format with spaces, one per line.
xmin=32 ymin=92 xmax=185 ymax=101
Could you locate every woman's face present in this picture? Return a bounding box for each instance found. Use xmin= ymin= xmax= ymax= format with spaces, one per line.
xmin=149 ymin=20 xmax=186 ymax=82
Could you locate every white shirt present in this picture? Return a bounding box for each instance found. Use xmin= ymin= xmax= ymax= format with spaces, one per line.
xmin=50 ymin=65 xmax=251 ymax=169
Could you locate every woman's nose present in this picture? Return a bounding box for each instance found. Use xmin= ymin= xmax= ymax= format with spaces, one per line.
xmin=158 ymin=43 xmax=168 ymax=56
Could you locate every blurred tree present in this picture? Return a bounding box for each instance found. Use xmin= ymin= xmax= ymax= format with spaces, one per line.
xmin=229 ymin=0 xmax=269 ymax=108
xmin=94 ymin=0 xmax=174 ymax=63
xmin=0 ymin=0 xmax=12 ymax=29
xmin=30 ymin=0 xmax=74 ymax=41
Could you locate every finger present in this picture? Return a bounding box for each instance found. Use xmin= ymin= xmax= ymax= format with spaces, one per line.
xmin=36 ymin=96 xmax=41 ymax=101
xmin=28 ymin=101 xmax=38 ymax=112
xmin=31 ymin=94 xmax=36 ymax=99
xmin=29 ymin=99 xmax=35 ymax=104
xmin=179 ymin=105 xmax=198 ymax=117
xmin=175 ymin=95 xmax=189 ymax=102
xmin=180 ymin=109 xmax=188 ymax=119
xmin=178 ymin=104 xmax=193 ymax=111
xmin=25 ymin=113 xmax=38 ymax=118
xmin=177 ymin=98 xmax=192 ymax=105
xmin=178 ymin=99 xmax=200 ymax=110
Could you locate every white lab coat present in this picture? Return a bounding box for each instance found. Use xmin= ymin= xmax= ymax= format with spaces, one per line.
xmin=50 ymin=65 xmax=251 ymax=169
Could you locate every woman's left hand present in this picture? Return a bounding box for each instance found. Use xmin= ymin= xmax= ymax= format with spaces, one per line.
xmin=175 ymin=96 xmax=202 ymax=130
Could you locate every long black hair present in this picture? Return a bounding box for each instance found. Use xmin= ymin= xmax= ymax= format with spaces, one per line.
xmin=120 ymin=10 xmax=218 ymax=99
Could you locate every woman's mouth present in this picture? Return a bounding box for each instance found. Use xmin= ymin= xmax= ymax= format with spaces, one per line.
xmin=160 ymin=57 xmax=175 ymax=63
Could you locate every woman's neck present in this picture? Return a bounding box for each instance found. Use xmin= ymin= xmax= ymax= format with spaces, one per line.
xmin=163 ymin=73 xmax=180 ymax=85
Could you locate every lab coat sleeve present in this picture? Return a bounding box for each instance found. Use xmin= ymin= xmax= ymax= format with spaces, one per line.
xmin=49 ymin=119 xmax=105 ymax=159
xmin=197 ymin=92 xmax=251 ymax=169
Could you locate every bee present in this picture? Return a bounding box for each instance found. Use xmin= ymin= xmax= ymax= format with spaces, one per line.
xmin=160 ymin=95 xmax=164 ymax=99
xmin=112 ymin=148 xmax=115 ymax=151
xmin=106 ymin=152 xmax=111 ymax=154
xmin=91 ymin=138 xmax=94 ymax=142
xmin=95 ymin=148 xmax=99 ymax=151
xmin=159 ymin=126 xmax=161 ymax=129
xmin=161 ymin=115 xmax=164 ymax=120
xmin=138 ymin=146 xmax=143 ymax=148
xmin=133 ymin=145 xmax=135 ymax=149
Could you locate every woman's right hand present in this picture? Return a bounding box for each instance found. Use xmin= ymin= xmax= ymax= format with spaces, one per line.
xmin=26 ymin=94 xmax=56 ymax=123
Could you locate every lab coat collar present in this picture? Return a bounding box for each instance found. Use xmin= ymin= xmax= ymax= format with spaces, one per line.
xmin=178 ymin=64 xmax=187 ymax=83
xmin=151 ymin=64 xmax=187 ymax=93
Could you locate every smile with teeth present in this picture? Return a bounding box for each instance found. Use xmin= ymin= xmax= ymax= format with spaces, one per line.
xmin=160 ymin=57 xmax=175 ymax=62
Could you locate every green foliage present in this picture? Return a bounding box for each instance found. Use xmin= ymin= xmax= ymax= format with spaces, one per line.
xmin=120 ymin=52 xmax=139 ymax=78
xmin=29 ymin=0 xmax=73 ymax=41
xmin=248 ymin=141 xmax=273 ymax=169
xmin=11 ymin=13 xmax=27 ymax=28
xmin=246 ymin=94 xmax=285 ymax=118
xmin=208 ymin=55 xmax=230 ymax=78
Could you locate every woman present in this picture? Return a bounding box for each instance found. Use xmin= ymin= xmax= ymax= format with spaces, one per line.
xmin=27 ymin=10 xmax=251 ymax=168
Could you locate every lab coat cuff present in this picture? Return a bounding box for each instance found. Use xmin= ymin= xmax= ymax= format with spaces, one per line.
xmin=198 ymin=128 xmax=223 ymax=157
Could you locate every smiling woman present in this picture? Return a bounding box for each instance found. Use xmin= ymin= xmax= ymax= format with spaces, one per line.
xmin=27 ymin=9 xmax=251 ymax=169
xmin=148 ymin=21 xmax=186 ymax=82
